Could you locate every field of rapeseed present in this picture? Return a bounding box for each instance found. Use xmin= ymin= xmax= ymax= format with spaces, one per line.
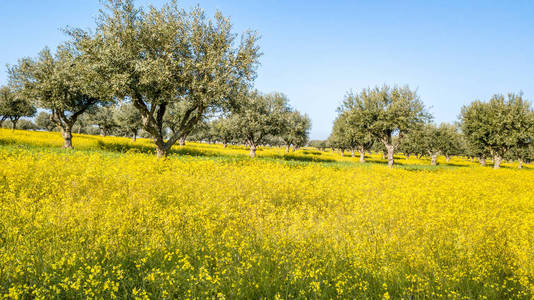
xmin=0 ymin=129 xmax=533 ymax=299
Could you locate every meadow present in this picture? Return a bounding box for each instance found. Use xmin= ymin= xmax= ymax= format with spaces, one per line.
xmin=0 ymin=129 xmax=533 ymax=299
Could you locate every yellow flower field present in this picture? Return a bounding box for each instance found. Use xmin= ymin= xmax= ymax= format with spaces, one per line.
xmin=0 ymin=129 xmax=533 ymax=299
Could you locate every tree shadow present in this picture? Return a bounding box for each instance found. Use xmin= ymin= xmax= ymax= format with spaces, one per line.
xmin=263 ymin=154 xmax=337 ymax=163
xmin=0 ymin=138 xmax=17 ymax=146
xmin=95 ymin=140 xmax=226 ymax=158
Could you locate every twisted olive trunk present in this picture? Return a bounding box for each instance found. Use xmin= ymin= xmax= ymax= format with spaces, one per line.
xmin=61 ymin=124 xmax=73 ymax=149
xmin=493 ymin=155 xmax=502 ymax=169
xmin=250 ymin=144 xmax=257 ymax=158
xmin=430 ymin=153 xmax=438 ymax=166
xmin=10 ymin=117 xmax=20 ymax=130
xmin=386 ymin=144 xmax=395 ymax=168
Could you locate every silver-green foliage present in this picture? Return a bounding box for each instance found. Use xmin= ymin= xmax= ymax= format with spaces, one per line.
xmin=0 ymin=86 xmax=36 ymax=129
xmin=338 ymin=85 xmax=430 ymax=167
xmin=73 ymin=0 xmax=261 ymax=157
xmin=460 ymin=93 xmax=533 ymax=168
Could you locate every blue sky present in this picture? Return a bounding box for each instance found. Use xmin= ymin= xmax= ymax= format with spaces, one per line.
xmin=1 ymin=1 xmax=533 ymax=139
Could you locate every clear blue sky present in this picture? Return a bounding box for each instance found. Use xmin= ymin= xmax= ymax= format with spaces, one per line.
xmin=1 ymin=1 xmax=533 ymax=139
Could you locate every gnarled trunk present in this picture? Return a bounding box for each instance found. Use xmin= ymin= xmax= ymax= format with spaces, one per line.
xmin=156 ymin=147 xmax=167 ymax=158
xmin=179 ymin=137 xmax=186 ymax=146
xmin=250 ymin=144 xmax=257 ymax=158
xmin=61 ymin=124 xmax=73 ymax=149
xmin=11 ymin=118 xmax=19 ymax=130
xmin=493 ymin=155 xmax=502 ymax=169
xmin=430 ymin=153 xmax=438 ymax=166
xmin=386 ymin=144 xmax=395 ymax=168
xmin=154 ymin=138 xmax=169 ymax=158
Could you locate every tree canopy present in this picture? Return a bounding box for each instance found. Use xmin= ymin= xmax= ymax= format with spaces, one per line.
xmin=70 ymin=0 xmax=261 ymax=157
xmin=460 ymin=93 xmax=533 ymax=168
xmin=338 ymin=85 xmax=430 ymax=167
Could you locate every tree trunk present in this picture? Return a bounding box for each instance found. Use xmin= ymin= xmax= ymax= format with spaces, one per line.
xmin=131 ymin=130 xmax=137 ymax=142
xmin=285 ymin=144 xmax=290 ymax=153
xmin=480 ymin=158 xmax=486 ymax=167
xmin=445 ymin=155 xmax=450 ymax=163
xmin=250 ymin=144 xmax=257 ymax=158
xmin=518 ymin=158 xmax=523 ymax=169
xmin=0 ymin=117 xmax=5 ymax=128
xmin=61 ymin=124 xmax=74 ymax=149
xmin=156 ymin=147 xmax=167 ymax=158
xmin=493 ymin=155 xmax=502 ymax=169
xmin=405 ymin=153 xmax=410 ymax=160
xmin=223 ymin=142 xmax=227 ymax=148
xmin=11 ymin=119 xmax=17 ymax=130
xmin=351 ymin=148 xmax=355 ymax=157
xmin=430 ymin=153 xmax=438 ymax=166
xmin=386 ymin=144 xmax=395 ymax=168
xmin=359 ymin=149 xmax=365 ymax=163
xmin=179 ymin=137 xmax=186 ymax=146
xmin=340 ymin=149 xmax=344 ymax=157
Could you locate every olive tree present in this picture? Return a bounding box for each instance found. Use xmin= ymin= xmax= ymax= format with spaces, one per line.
xmin=8 ymin=46 xmax=108 ymax=148
xmin=210 ymin=117 xmax=234 ymax=147
xmin=0 ymin=86 xmax=36 ymax=130
xmin=420 ymin=124 xmax=446 ymax=166
xmin=114 ymin=102 xmax=142 ymax=141
xmin=339 ymin=85 xmax=429 ymax=167
xmin=230 ymin=91 xmax=289 ymax=158
xmin=460 ymin=93 xmax=533 ymax=169
xmin=439 ymin=123 xmax=464 ymax=162
xmin=397 ymin=129 xmax=425 ymax=160
xmin=74 ymin=0 xmax=260 ymax=157
xmin=35 ymin=111 xmax=56 ymax=131
xmin=280 ymin=110 xmax=311 ymax=152
xmin=88 ymin=105 xmax=117 ymax=136
xmin=308 ymin=140 xmax=328 ymax=151
xmin=330 ymin=111 xmax=374 ymax=162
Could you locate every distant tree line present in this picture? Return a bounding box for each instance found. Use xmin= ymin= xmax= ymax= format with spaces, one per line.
xmin=324 ymin=85 xmax=533 ymax=168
